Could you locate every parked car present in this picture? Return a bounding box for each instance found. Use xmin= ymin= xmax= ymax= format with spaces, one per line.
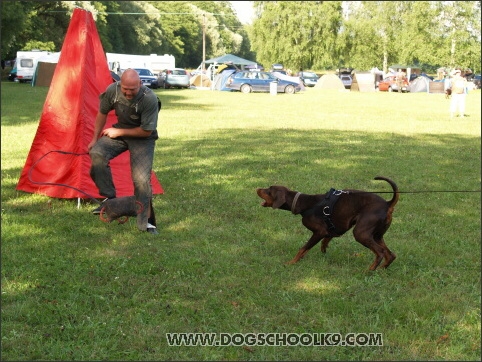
xmin=156 ymin=68 xmax=190 ymax=89
xmin=378 ymin=75 xmax=410 ymax=92
xmin=472 ymin=74 xmax=481 ymax=89
xmin=337 ymin=67 xmax=353 ymax=89
xmin=110 ymin=71 xmax=120 ymax=83
xmin=298 ymin=71 xmax=319 ymax=87
xmin=339 ymin=74 xmax=353 ymax=89
xmin=225 ymin=71 xmax=301 ymax=94
xmin=8 ymin=65 xmax=17 ymax=81
xmin=133 ymin=68 xmax=158 ymax=88
xmin=270 ymin=63 xmax=287 ymax=75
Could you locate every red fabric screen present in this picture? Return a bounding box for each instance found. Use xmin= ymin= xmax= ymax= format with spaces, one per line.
xmin=16 ymin=8 xmax=163 ymax=199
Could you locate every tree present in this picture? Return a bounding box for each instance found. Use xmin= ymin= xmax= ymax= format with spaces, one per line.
xmin=2 ymin=1 xmax=479 ymax=72
xmin=342 ymin=1 xmax=401 ymax=72
xmin=340 ymin=1 xmax=481 ymax=73
xmin=432 ymin=1 xmax=481 ymax=69
xmin=250 ymin=1 xmax=343 ymax=71
xmin=1 ymin=1 xmax=250 ymax=69
xmin=1 ymin=2 xmax=72 ymax=59
xmin=1 ymin=2 xmax=32 ymax=59
xmin=396 ymin=1 xmax=440 ymax=67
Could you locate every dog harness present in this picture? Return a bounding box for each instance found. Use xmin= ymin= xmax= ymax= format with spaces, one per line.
xmin=297 ymin=188 xmax=348 ymax=236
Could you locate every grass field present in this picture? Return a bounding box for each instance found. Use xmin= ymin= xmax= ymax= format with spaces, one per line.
xmin=1 ymin=81 xmax=481 ymax=361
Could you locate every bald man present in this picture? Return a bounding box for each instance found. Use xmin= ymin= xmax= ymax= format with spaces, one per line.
xmin=88 ymin=69 xmax=160 ymax=234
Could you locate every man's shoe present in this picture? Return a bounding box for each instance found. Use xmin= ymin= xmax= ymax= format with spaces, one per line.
xmin=92 ymin=198 xmax=109 ymax=214
xmin=147 ymin=227 xmax=159 ymax=235
xmin=146 ymin=222 xmax=158 ymax=234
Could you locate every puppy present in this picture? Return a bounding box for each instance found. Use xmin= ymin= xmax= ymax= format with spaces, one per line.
xmin=256 ymin=176 xmax=399 ymax=270
xmin=445 ymin=88 xmax=452 ymax=99
xmin=99 ymin=196 xmax=142 ymax=224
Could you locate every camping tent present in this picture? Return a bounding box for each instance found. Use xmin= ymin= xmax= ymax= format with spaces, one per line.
xmin=205 ymin=54 xmax=256 ymax=66
xmin=16 ymin=8 xmax=163 ymax=199
xmin=190 ymin=74 xmax=212 ymax=88
xmin=203 ymin=54 xmax=256 ymax=81
xmin=313 ymin=74 xmax=346 ymax=90
xmin=409 ymin=76 xmax=430 ymax=93
xmin=211 ymin=69 xmax=236 ymax=91
xmin=350 ymin=72 xmax=376 ymax=92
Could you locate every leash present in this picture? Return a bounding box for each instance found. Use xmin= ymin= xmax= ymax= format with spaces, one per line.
xmin=28 ymin=151 xmax=481 ymax=200
xmin=346 ymin=190 xmax=481 ymax=194
xmin=28 ymin=150 xmax=102 ymax=204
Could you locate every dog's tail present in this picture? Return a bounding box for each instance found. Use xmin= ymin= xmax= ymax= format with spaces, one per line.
xmin=374 ymin=176 xmax=399 ymax=212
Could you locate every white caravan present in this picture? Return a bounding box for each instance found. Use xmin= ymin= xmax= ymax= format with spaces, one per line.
xmin=14 ymin=50 xmax=59 ymax=83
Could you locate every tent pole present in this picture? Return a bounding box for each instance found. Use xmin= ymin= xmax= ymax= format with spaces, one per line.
xmin=202 ymin=13 xmax=206 ymax=72
xmin=78 ymin=197 xmax=81 ymax=209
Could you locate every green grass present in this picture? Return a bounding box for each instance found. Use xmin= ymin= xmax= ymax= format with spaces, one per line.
xmin=1 ymin=82 xmax=481 ymax=361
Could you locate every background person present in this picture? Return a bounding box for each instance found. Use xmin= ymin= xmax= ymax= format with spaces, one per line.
xmin=396 ymin=69 xmax=406 ymax=93
xmin=88 ymin=69 xmax=160 ymax=234
xmin=449 ymin=69 xmax=468 ymax=118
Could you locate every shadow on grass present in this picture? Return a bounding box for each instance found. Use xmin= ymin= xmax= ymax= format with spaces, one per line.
xmin=2 ymin=127 xmax=480 ymax=275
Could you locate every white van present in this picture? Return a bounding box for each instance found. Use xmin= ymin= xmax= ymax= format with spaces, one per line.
xmin=15 ymin=50 xmax=54 ymax=83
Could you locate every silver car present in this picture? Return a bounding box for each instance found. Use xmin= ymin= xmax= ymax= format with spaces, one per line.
xmin=299 ymin=71 xmax=319 ymax=87
xmin=157 ymin=68 xmax=190 ymax=89
xmin=339 ymin=74 xmax=353 ymax=89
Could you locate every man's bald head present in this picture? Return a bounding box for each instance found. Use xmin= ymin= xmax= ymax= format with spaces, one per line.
xmin=120 ymin=69 xmax=142 ymax=100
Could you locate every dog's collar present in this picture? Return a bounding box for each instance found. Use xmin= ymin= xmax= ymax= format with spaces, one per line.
xmin=291 ymin=192 xmax=301 ymax=214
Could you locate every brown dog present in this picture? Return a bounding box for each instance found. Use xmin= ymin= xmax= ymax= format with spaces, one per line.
xmin=445 ymin=88 xmax=452 ymax=99
xmin=99 ymin=196 xmax=142 ymax=224
xmin=256 ymin=176 xmax=399 ymax=270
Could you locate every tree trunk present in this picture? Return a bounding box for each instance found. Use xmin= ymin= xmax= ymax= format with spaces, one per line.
xmin=450 ymin=38 xmax=456 ymax=67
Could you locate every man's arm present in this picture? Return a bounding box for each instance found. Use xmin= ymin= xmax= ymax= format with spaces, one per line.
xmin=87 ymin=113 xmax=153 ymax=151
xmin=88 ymin=112 xmax=108 ymax=150
xmin=101 ymin=127 xmax=152 ymax=138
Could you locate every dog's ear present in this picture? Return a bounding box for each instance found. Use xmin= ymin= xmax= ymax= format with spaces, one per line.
xmin=271 ymin=187 xmax=286 ymax=209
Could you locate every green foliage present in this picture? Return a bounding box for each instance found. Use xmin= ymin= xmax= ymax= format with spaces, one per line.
xmin=113 ymin=1 xmax=164 ymax=54
xmin=1 ymin=1 xmax=481 ymax=72
xmin=340 ymin=1 xmax=481 ymax=72
xmin=1 ymin=82 xmax=481 ymax=360
xmin=0 ymin=2 xmax=31 ymax=56
xmin=22 ymin=40 xmax=56 ymax=52
xmin=250 ymin=1 xmax=481 ymax=72
xmin=433 ymin=1 xmax=482 ymax=68
xmin=251 ymin=1 xmax=343 ymax=70
xmin=0 ymin=1 xmax=250 ymax=69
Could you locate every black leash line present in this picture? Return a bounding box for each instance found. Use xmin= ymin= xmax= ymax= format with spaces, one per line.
xmin=28 ymin=150 xmax=102 ymax=204
xmin=28 ymin=150 xmax=481 ymax=199
xmin=353 ymin=190 xmax=480 ymax=194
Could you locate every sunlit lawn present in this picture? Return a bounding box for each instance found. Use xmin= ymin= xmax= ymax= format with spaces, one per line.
xmin=1 ymin=82 xmax=480 ymax=360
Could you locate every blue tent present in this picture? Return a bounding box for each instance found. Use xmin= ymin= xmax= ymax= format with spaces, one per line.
xmin=211 ymin=69 xmax=236 ymax=91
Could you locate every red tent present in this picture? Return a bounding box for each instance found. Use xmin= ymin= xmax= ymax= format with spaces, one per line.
xmin=16 ymin=8 xmax=163 ymax=199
